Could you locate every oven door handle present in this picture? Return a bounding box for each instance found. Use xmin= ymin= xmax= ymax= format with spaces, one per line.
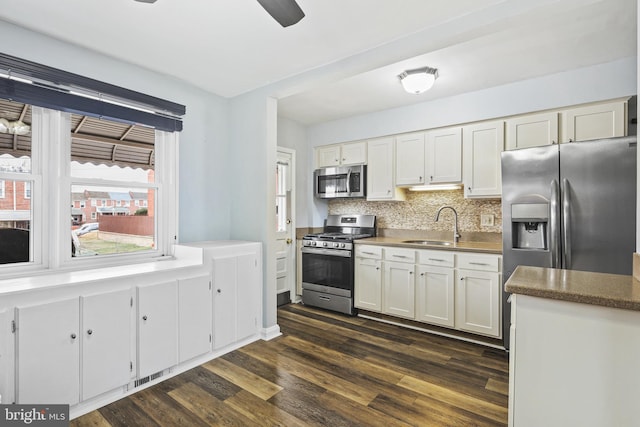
xmin=302 ymin=247 xmax=352 ymax=258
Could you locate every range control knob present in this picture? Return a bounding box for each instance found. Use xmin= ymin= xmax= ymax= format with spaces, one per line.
xmin=322 ymin=242 xmax=328 ymax=247
xmin=340 ymin=243 xmax=346 ymax=248
xmin=333 ymin=242 xmax=339 ymax=248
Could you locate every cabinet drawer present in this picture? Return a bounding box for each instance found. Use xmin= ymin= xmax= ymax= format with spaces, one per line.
xmin=457 ymin=253 xmax=501 ymax=272
xmin=417 ymin=250 xmax=455 ymax=267
xmin=356 ymin=245 xmax=383 ymax=259
xmin=384 ymin=247 xmax=416 ymax=263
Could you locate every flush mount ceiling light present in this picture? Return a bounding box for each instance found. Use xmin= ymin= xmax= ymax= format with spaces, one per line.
xmin=398 ymin=67 xmax=438 ymax=94
xmin=134 ymin=0 xmax=157 ymax=3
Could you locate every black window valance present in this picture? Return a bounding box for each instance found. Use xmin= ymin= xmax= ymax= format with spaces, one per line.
xmin=0 ymin=53 xmax=184 ymax=132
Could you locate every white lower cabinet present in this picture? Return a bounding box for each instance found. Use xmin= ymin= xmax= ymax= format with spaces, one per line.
xmin=416 ymin=265 xmax=455 ymax=327
xmin=212 ymin=251 xmax=261 ymax=350
xmin=15 ymin=289 xmax=132 ymax=404
xmin=354 ymin=254 xmax=383 ymax=312
xmin=178 ymin=275 xmax=212 ymax=363
xmin=16 ymin=298 xmax=80 ymax=405
xmin=354 ymin=244 xmax=502 ymax=338
xmin=455 ymin=266 xmax=501 ymax=338
xmin=81 ymin=289 xmax=133 ymax=401
xmin=137 ymin=281 xmax=178 ymax=378
xmin=383 ymin=261 xmax=415 ymax=319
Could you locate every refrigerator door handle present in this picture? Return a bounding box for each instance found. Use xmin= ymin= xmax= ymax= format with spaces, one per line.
xmin=561 ymin=178 xmax=572 ymax=269
xmin=549 ymin=179 xmax=560 ymax=268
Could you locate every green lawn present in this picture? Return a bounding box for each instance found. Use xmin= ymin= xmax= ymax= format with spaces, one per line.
xmin=77 ymin=234 xmax=151 ymax=256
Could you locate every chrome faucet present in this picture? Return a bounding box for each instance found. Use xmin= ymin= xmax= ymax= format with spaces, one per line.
xmin=434 ymin=206 xmax=460 ymax=243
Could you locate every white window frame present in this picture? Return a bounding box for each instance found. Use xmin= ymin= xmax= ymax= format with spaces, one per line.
xmin=0 ymin=179 xmax=5 ymax=198
xmin=0 ymin=106 xmax=178 ymax=276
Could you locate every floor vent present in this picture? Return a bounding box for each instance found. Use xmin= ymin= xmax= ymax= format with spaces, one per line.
xmin=134 ymin=371 xmax=163 ymax=388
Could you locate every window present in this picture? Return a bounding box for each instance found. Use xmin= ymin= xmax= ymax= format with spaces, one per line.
xmin=24 ymin=182 xmax=31 ymax=199
xmin=0 ymin=98 xmax=178 ymax=272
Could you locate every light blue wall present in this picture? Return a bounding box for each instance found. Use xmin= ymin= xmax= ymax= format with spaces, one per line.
xmin=0 ymin=20 xmax=232 ymax=243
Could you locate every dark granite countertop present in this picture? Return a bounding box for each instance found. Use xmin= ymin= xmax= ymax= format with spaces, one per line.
xmin=505 ymin=265 xmax=640 ymax=311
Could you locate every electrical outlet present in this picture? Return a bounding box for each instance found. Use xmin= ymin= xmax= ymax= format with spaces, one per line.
xmin=481 ymin=214 xmax=495 ymax=227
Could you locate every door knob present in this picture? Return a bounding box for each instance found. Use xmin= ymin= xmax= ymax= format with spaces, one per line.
xmin=87 ymin=329 xmax=93 ymax=335
xmin=142 ymin=315 xmax=148 ymax=321
xmin=286 ymin=238 xmax=292 ymax=244
xmin=70 ymin=333 xmax=77 ymax=340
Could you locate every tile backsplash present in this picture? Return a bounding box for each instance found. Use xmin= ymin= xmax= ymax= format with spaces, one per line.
xmin=328 ymin=188 xmax=502 ymax=234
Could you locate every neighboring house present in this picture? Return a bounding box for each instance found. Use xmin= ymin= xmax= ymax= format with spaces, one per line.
xmin=0 ymin=178 xmax=31 ymax=230
xmin=71 ymin=190 xmax=149 ymax=224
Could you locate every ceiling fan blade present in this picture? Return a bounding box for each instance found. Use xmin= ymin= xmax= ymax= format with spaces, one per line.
xmin=257 ymin=0 xmax=305 ymax=27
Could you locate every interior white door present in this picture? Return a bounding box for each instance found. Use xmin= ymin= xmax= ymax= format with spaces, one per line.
xmin=275 ymin=148 xmax=296 ymax=303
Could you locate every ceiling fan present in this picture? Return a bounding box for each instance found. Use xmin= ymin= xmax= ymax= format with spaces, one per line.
xmin=133 ymin=0 xmax=305 ymax=28
xmin=257 ymin=0 xmax=305 ymax=27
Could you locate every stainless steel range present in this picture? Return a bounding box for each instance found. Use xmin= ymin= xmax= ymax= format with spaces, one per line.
xmin=301 ymin=214 xmax=376 ymax=315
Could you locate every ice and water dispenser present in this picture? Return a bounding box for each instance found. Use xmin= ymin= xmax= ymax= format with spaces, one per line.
xmin=510 ymin=203 xmax=548 ymax=250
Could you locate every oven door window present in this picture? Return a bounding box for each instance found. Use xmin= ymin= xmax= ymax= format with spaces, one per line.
xmin=302 ymin=251 xmax=353 ymax=291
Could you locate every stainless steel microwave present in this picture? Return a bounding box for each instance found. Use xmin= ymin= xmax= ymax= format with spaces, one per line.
xmin=314 ymin=165 xmax=366 ymax=199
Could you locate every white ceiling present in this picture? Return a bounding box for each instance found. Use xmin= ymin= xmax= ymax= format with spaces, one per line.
xmin=0 ymin=0 xmax=636 ymax=125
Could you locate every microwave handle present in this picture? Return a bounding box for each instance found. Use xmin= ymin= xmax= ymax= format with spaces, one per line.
xmin=346 ymin=169 xmax=351 ymax=194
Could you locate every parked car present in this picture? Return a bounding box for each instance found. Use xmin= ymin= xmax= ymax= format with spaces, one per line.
xmin=75 ymin=222 xmax=99 ymax=236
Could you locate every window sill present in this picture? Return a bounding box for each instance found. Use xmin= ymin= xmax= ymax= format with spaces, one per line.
xmin=0 ymin=244 xmax=204 ymax=296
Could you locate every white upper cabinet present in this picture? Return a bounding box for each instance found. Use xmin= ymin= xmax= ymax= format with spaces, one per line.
xmin=425 ymin=126 xmax=462 ymax=184
xmin=561 ymin=99 xmax=626 ymax=143
xmin=506 ymin=112 xmax=559 ymax=150
xmin=463 ymin=120 xmax=504 ymax=198
xmin=367 ymin=137 xmax=405 ymax=201
xmin=316 ymin=141 xmax=366 ymax=168
xmin=395 ymin=132 xmax=426 ymax=186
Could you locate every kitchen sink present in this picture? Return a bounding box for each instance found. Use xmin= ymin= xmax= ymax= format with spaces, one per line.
xmin=402 ymin=240 xmax=454 ymax=246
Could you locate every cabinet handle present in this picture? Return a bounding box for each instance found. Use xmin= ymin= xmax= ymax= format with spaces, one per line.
xmin=87 ymin=329 xmax=93 ymax=335
xmin=362 ymin=251 xmax=376 ymax=255
xmin=393 ymin=255 xmax=410 ymax=258
xmin=467 ymin=187 xmax=472 ymax=192
xmin=460 ymin=277 xmax=465 ymax=281
xmin=142 ymin=315 xmax=148 ymax=321
xmin=376 ymin=267 xmax=380 ymax=270
xmin=419 ymin=176 xmax=423 ymax=182
xmin=409 ymin=271 xmax=413 ymax=275
xmin=387 ymin=189 xmax=391 ymax=194
xmin=428 ymin=258 xmax=446 ymax=262
xmin=217 ymin=289 xmax=222 ymax=294
xmin=70 ymin=333 xmax=77 ymax=340
xmin=430 ymin=175 xmax=433 ymax=181
xmin=420 ymin=273 xmax=425 ymax=276
xmin=469 ymin=262 xmax=490 ymax=266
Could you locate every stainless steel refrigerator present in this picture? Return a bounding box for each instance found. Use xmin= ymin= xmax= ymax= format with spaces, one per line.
xmin=501 ymin=136 xmax=637 ymax=349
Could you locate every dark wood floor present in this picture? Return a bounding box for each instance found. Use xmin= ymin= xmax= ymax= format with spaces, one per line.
xmin=71 ymin=303 xmax=509 ymax=426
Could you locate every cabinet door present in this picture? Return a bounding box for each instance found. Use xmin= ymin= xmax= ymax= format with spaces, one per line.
xmin=16 ymin=298 xmax=80 ymax=404
xmin=426 ymin=127 xmax=462 ymax=184
xmin=367 ymin=137 xmax=405 ymax=201
xmin=383 ymin=261 xmax=415 ymax=319
xmin=395 ymin=132 xmax=426 ymax=186
xmin=416 ymin=265 xmax=455 ymax=327
xmin=316 ymin=145 xmax=341 ymax=168
xmin=236 ymin=252 xmax=260 ymax=341
xmin=506 ymin=112 xmax=559 ymax=150
xmin=455 ymin=269 xmax=501 ymax=337
xmin=212 ymin=255 xmax=238 ymax=349
xmin=463 ymin=121 xmax=504 ymax=198
xmin=137 ymin=281 xmax=178 ymax=378
xmin=178 ymin=275 xmax=212 ymax=363
xmin=562 ymin=100 xmax=626 ymax=142
xmin=355 ymin=257 xmax=383 ymax=312
xmin=81 ymin=289 xmax=132 ymax=401
xmin=341 ymin=141 xmax=367 ymax=165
